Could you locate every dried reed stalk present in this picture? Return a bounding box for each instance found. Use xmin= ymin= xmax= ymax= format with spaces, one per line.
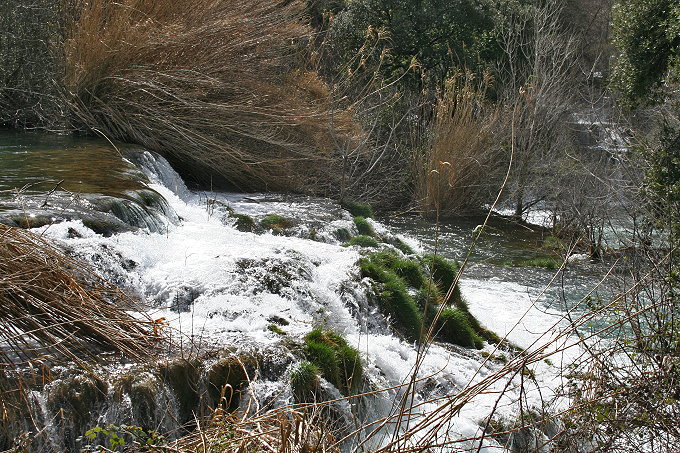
xmin=0 ymin=224 xmax=160 ymax=369
xmin=165 ymin=406 xmax=340 ymax=453
xmin=416 ymin=72 xmax=502 ymax=217
xmin=63 ymin=0 xmax=351 ymax=192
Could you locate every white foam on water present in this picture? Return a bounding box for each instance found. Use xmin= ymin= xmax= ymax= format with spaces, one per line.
xmin=34 ymin=152 xmax=585 ymax=451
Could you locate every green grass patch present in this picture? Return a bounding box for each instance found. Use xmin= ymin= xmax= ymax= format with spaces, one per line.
xmin=341 ymin=200 xmax=374 ymax=218
xmin=347 ymin=235 xmax=380 ymax=248
xmin=515 ymin=256 xmax=560 ymax=269
xmin=289 ymin=361 xmax=320 ymax=402
xmin=304 ymin=329 xmax=362 ymax=395
xmin=335 ymin=227 xmax=352 ymax=242
xmin=353 ymin=216 xmax=375 ymax=236
xmin=542 ymin=235 xmax=564 ymax=250
xmin=437 ymin=308 xmax=483 ymax=349
xmin=260 ymin=214 xmax=293 ymax=233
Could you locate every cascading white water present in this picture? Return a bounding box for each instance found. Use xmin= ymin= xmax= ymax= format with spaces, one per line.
xmin=31 ymin=150 xmax=579 ymax=452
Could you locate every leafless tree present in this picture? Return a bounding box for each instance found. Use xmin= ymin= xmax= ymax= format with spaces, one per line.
xmin=496 ymin=2 xmax=580 ymax=218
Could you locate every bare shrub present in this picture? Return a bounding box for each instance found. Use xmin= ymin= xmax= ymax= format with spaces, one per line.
xmin=0 ymin=0 xmax=66 ymax=128
xmin=496 ymin=2 xmax=579 ymax=217
xmin=415 ymin=72 xmax=501 ymax=218
xmin=62 ymin=0 xmax=350 ymax=192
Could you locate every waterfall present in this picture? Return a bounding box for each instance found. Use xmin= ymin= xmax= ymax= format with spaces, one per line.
xmin=10 ymin=149 xmax=575 ymax=453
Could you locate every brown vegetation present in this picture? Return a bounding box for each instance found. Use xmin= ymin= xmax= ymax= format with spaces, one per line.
xmin=0 ymin=224 xmax=159 ymax=368
xmin=415 ymin=73 xmax=501 ymax=218
xmin=61 ymin=0 xmax=353 ymax=192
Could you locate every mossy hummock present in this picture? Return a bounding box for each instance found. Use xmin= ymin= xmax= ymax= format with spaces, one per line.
xmin=303 ymin=329 xmax=363 ymax=396
xmin=360 ymin=250 xmax=492 ymax=348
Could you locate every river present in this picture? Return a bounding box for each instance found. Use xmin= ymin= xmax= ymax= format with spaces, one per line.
xmin=0 ymin=131 xmax=623 ymax=452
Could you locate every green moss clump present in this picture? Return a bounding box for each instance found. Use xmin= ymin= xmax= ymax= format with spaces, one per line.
xmin=392 ymin=259 xmax=426 ymax=289
xmin=359 ymin=257 xmax=423 ymax=341
xmin=290 ymin=361 xmax=320 ymax=402
xmin=382 ymin=236 xmax=415 ymax=254
xmin=267 ymin=324 xmax=287 ymax=335
xmin=365 ymin=251 xmax=425 ymax=288
xmin=354 ymin=216 xmax=375 ymax=236
xmin=421 ymin=254 xmax=463 ymax=306
xmin=359 ymin=251 xmax=496 ymax=349
xmin=229 ymin=212 xmax=256 ymax=232
xmin=260 ymin=214 xmax=293 ymax=233
xmin=341 ymin=200 xmax=374 ymax=218
xmin=438 ymin=308 xmax=483 ymax=349
xmin=515 ymin=257 xmax=560 ymax=269
xmin=347 ymin=235 xmax=380 ymax=248
xmin=304 ymin=329 xmax=363 ymax=395
xmin=335 ymin=227 xmax=352 ymax=242
xmin=414 ymin=281 xmax=443 ymax=324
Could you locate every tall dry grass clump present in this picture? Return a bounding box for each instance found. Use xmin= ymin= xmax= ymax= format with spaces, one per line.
xmin=0 ymin=224 xmax=159 ymax=368
xmin=63 ymin=0 xmax=348 ymax=191
xmin=415 ymin=73 xmax=502 ymax=218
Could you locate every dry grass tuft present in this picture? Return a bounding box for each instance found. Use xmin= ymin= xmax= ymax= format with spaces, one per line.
xmin=63 ymin=0 xmax=348 ymax=192
xmin=0 ymin=224 xmax=160 ymax=368
xmin=167 ymin=406 xmax=340 ymax=453
xmin=415 ymin=73 xmax=502 ymax=217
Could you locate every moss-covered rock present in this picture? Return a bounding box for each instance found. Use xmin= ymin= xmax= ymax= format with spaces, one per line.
xmin=353 ymin=216 xmax=375 ymax=236
xmin=207 ymin=356 xmax=252 ymax=411
xmin=158 ymin=357 xmax=201 ymax=424
xmin=260 ymin=214 xmax=293 ymax=233
xmin=347 ymin=235 xmax=380 ymax=248
xmin=420 ymin=254 xmax=463 ymax=306
xmin=229 ymin=212 xmax=256 ymax=232
xmin=437 ymin=308 xmax=483 ymax=349
xmin=335 ymin=227 xmax=352 ymax=242
xmin=359 ymin=251 xmax=496 ymax=348
xmin=341 ymin=200 xmax=374 ymax=218
xmin=359 ymin=256 xmax=423 ymax=341
xmin=46 ymin=374 xmax=108 ymax=445
xmin=304 ymin=329 xmax=363 ymax=396
xmin=382 ymin=236 xmax=415 ymax=254
xmin=111 ymin=372 xmax=162 ymax=428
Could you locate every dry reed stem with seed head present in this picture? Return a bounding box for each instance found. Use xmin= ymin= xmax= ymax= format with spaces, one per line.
xmin=416 ymin=72 xmax=502 ymax=217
